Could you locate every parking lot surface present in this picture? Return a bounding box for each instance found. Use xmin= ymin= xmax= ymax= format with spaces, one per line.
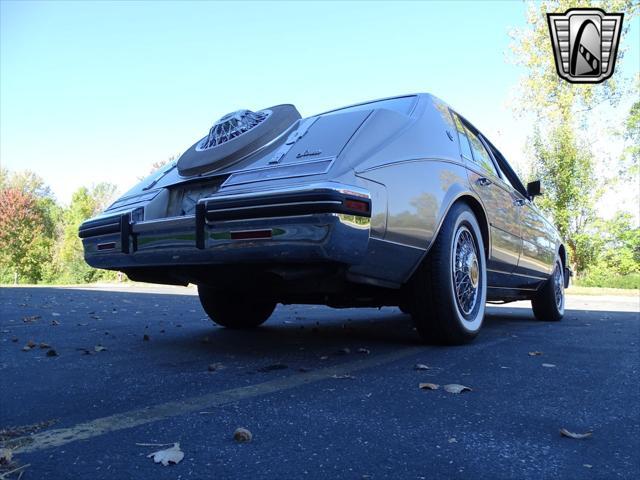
xmin=1 ymin=285 xmax=639 ymax=479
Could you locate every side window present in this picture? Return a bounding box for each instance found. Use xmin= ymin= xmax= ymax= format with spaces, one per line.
xmin=451 ymin=113 xmax=473 ymax=160
xmin=464 ymin=127 xmax=498 ymax=176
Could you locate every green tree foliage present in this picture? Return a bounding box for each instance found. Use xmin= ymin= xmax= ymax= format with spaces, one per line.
xmin=531 ymin=124 xmax=597 ymax=272
xmin=57 ymin=184 xmax=118 ymax=283
xmin=621 ymin=91 xmax=640 ymax=178
xmin=510 ymin=0 xmax=639 ymax=276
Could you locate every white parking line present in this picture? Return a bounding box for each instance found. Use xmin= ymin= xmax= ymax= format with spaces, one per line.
xmin=10 ymin=347 xmax=423 ymax=454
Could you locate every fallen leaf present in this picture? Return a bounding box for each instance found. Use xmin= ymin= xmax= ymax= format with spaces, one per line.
xmin=414 ymin=364 xmax=430 ymax=370
xmin=46 ymin=349 xmax=58 ymax=357
xmin=94 ymin=345 xmax=107 ymax=352
xmin=0 ymin=447 xmax=12 ymax=464
xmin=419 ymin=383 xmax=439 ymax=390
xmin=560 ymin=428 xmax=592 ymax=439
xmin=357 ymin=348 xmax=370 ymax=354
xmin=143 ymin=334 xmax=150 ymax=341
xmin=331 ymin=374 xmax=355 ymax=379
xmin=542 ymin=363 xmax=556 ymax=368
xmin=443 ymin=384 xmax=472 ymax=394
xmin=528 ymin=351 xmax=543 ymax=356
xmin=257 ymin=364 xmax=287 ymax=372
xmin=147 ymin=442 xmax=184 ymax=466
xmin=22 ymin=316 xmax=41 ymax=323
xmin=233 ymin=427 xmax=253 ymax=443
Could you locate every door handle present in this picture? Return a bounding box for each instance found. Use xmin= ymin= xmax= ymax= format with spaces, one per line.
xmin=513 ymin=198 xmax=526 ymax=207
xmin=476 ymin=177 xmax=492 ymax=187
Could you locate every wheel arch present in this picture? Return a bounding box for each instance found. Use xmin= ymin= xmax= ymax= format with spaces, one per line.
xmin=404 ymin=191 xmax=491 ymax=284
xmin=558 ymin=243 xmax=568 ymax=268
xmin=453 ymin=194 xmax=490 ymax=260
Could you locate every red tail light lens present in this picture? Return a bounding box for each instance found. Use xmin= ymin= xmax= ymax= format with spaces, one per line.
xmin=344 ymin=199 xmax=370 ymax=214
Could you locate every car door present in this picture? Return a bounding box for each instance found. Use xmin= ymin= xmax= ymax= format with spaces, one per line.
xmin=485 ymin=140 xmax=557 ymax=285
xmin=516 ymin=199 xmax=557 ymax=279
xmin=451 ymin=113 xmax=522 ymax=277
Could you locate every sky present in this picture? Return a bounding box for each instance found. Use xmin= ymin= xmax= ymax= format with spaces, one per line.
xmin=1 ymin=0 xmax=639 ymax=208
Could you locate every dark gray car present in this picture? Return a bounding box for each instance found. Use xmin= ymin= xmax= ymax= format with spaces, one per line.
xmin=80 ymin=94 xmax=571 ymax=344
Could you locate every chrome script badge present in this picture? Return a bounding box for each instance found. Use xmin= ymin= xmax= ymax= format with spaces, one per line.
xmin=547 ymin=8 xmax=623 ymax=84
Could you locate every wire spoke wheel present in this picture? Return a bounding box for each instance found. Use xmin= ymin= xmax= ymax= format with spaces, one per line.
xmin=452 ymin=226 xmax=480 ymax=317
xmin=553 ymin=264 xmax=564 ymax=310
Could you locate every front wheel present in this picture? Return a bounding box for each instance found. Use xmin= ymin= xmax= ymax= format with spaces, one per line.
xmin=409 ymin=203 xmax=487 ymax=345
xmin=531 ymin=259 xmax=565 ymax=321
xmin=198 ymin=285 xmax=276 ymax=329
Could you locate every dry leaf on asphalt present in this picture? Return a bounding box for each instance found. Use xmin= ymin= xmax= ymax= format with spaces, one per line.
xmin=233 ymin=427 xmax=253 ymax=443
xmin=414 ymin=364 xmax=430 ymax=370
xmin=332 ymin=374 xmax=355 ymax=379
xmin=0 ymin=447 xmax=12 ymax=465
xmin=542 ymin=363 xmax=556 ymax=368
xmin=22 ymin=316 xmax=40 ymax=323
xmin=560 ymin=428 xmax=592 ymax=439
xmin=443 ymin=384 xmax=472 ymax=394
xmin=207 ymin=363 xmax=224 ymax=372
xmin=94 ymin=345 xmax=107 ymax=352
xmin=419 ymin=383 xmax=439 ymax=390
xmin=528 ymin=351 xmax=543 ymax=356
xmin=147 ymin=443 xmax=184 ymax=466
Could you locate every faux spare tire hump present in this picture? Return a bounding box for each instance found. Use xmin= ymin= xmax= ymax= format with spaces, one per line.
xmin=177 ymin=104 xmax=301 ymax=176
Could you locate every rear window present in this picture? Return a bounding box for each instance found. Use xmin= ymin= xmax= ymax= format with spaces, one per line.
xmin=321 ymin=96 xmax=416 ymax=116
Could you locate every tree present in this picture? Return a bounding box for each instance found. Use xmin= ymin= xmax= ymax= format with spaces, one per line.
xmin=0 ymin=188 xmax=51 ymax=283
xmin=57 ymin=183 xmax=119 ymax=283
xmin=621 ymin=89 xmax=640 ymax=178
xmin=509 ymin=0 xmax=638 ymax=274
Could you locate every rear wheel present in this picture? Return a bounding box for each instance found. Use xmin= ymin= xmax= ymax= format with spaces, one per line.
xmin=197 ymin=285 xmax=276 ymax=329
xmin=531 ymin=258 xmax=565 ymax=321
xmin=410 ymin=203 xmax=487 ymax=345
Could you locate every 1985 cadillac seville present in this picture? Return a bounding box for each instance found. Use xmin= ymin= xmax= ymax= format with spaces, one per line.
xmin=80 ymin=94 xmax=571 ymax=344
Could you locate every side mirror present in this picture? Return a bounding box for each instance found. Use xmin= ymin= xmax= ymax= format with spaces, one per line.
xmin=527 ymin=180 xmax=543 ymax=198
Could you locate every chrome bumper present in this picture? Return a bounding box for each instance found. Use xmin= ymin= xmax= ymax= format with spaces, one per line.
xmin=80 ymin=184 xmax=371 ymax=270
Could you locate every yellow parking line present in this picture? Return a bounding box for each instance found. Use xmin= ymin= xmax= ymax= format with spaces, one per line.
xmin=9 ymin=347 xmax=424 ymax=454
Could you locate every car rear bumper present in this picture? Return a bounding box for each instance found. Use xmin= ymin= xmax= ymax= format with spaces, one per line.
xmin=80 ymin=184 xmax=372 ymax=270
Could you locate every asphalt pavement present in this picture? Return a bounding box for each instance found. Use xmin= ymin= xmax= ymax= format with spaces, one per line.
xmin=1 ymin=285 xmax=639 ymax=480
